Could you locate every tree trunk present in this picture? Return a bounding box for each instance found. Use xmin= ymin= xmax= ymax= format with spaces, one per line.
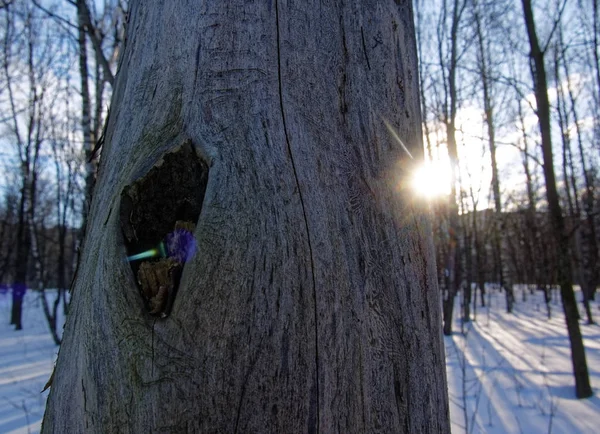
xmin=441 ymin=0 xmax=466 ymax=336
xmin=11 ymin=175 xmax=29 ymax=330
xmin=472 ymin=0 xmax=514 ymax=313
xmin=76 ymin=0 xmax=95 ymax=233
xmin=560 ymin=29 xmax=599 ymax=323
xmin=593 ymin=0 xmax=600 ymax=107
xmin=40 ymin=288 xmax=62 ymax=346
xmin=43 ymin=2 xmax=450 ymax=432
xmin=521 ymin=0 xmax=593 ymax=399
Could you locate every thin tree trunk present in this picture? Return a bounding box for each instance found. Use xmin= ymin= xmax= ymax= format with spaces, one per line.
xmin=560 ymin=30 xmax=598 ymax=323
xmin=553 ymin=44 xmax=593 ymax=320
xmin=441 ymin=0 xmax=467 ymax=336
xmin=40 ymin=288 xmax=62 ymax=345
xmin=521 ymin=0 xmax=593 ymax=399
xmin=43 ymin=2 xmax=450 ymax=432
xmin=473 ymin=0 xmax=514 ymax=312
xmin=3 ymin=6 xmax=28 ymax=331
xmin=554 ymin=49 xmax=577 ymax=217
xmin=77 ymin=0 xmax=95 ymax=233
xmin=593 ymin=0 xmax=600 ymax=106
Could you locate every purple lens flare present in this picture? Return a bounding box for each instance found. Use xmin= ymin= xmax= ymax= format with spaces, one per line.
xmin=165 ymin=228 xmax=197 ymax=263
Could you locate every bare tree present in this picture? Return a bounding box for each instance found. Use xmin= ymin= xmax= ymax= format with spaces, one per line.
xmin=553 ymin=23 xmax=599 ymax=324
xmin=39 ymin=70 xmax=83 ymax=344
xmin=521 ymin=0 xmax=593 ymax=399
xmin=0 ymin=0 xmax=87 ymax=337
xmin=32 ymin=0 xmax=126 ymax=229
xmin=432 ymin=0 xmax=469 ymax=335
xmin=70 ymin=0 xmax=124 ymax=228
xmin=471 ymin=0 xmax=516 ymax=314
xmin=0 ymin=191 xmax=18 ymax=283
xmin=0 ymin=2 xmax=50 ymax=330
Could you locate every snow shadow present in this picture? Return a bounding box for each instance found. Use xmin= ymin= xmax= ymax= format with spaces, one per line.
xmin=447 ymin=289 xmax=600 ymax=434
xmin=0 ymin=290 xmax=63 ymax=434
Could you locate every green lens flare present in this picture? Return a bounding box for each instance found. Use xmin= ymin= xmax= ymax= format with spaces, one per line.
xmin=127 ymin=248 xmax=158 ymax=262
xmin=158 ymin=242 xmax=167 ymax=258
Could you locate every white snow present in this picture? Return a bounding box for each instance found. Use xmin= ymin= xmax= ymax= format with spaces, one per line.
xmin=0 ymin=286 xmax=599 ymax=433
xmin=0 ymin=290 xmax=63 ymax=434
xmin=447 ymin=286 xmax=600 ymax=433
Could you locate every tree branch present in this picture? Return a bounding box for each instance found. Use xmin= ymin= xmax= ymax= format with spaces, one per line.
xmin=31 ymin=0 xmax=77 ymax=30
xmin=541 ymin=0 xmax=568 ymax=55
xmin=70 ymin=0 xmax=114 ymax=86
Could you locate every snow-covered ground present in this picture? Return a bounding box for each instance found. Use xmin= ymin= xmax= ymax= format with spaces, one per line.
xmin=0 ymin=290 xmax=63 ymax=434
xmin=0 ymin=287 xmax=599 ymax=433
xmin=447 ymin=286 xmax=600 ymax=434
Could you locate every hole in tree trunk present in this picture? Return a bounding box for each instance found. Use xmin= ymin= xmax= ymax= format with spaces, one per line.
xmin=119 ymin=140 xmax=209 ymax=317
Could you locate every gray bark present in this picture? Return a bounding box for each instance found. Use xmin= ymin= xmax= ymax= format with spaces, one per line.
xmin=43 ymin=1 xmax=450 ymax=432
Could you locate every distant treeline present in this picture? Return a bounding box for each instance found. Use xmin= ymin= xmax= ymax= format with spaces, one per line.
xmin=441 ymin=207 xmax=600 ymax=289
xmin=0 ymin=219 xmax=78 ymax=291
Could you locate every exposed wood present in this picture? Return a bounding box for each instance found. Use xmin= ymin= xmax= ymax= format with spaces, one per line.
xmin=43 ymin=1 xmax=450 ymax=432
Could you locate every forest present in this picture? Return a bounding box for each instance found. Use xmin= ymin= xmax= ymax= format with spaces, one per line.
xmin=0 ymin=0 xmax=598 ymax=433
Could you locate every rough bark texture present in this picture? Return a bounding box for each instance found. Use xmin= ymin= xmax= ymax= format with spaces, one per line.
xmin=43 ymin=1 xmax=450 ymax=432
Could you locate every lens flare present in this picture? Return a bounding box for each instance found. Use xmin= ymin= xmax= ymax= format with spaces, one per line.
xmin=127 ymin=242 xmax=167 ymax=262
xmin=165 ymin=228 xmax=197 ymax=263
xmin=127 ymin=249 xmax=159 ymax=262
xmin=126 ymin=229 xmax=197 ymax=264
xmin=411 ymin=161 xmax=452 ymax=199
xmin=384 ymin=119 xmax=414 ymax=160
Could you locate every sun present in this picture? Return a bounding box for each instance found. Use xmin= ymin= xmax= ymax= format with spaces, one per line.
xmin=411 ymin=160 xmax=452 ymax=199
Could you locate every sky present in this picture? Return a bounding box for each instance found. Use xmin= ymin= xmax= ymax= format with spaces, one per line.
xmin=412 ymin=0 xmax=599 ymax=212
